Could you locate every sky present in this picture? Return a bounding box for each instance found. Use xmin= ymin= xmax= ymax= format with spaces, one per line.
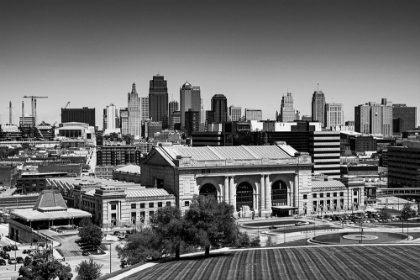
xmin=1 ymin=0 xmax=419 ymax=129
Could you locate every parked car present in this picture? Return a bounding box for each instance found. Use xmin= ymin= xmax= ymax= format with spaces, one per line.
xmin=295 ymin=221 xmax=310 ymax=226
xmin=114 ymin=231 xmax=121 ymax=236
xmin=3 ymin=253 xmax=10 ymax=259
xmin=268 ymin=226 xmax=278 ymax=230
xmin=82 ymin=251 xmax=90 ymax=256
xmin=8 ymin=258 xmax=16 ymax=264
xmin=0 ymin=259 xmax=6 ymax=266
xmin=3 ymin=246 xmax=11 ymax=252
xmin=16 ymin=257 xmax=24 ymax=264
xmin=10 ymin=245 xmax=18 ymax=251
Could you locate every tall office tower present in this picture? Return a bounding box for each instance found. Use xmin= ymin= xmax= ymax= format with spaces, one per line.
xmin=180 ymin=82 xmax=201 ymax=130
xmin=392 ymin=104 xmax=417 ymax=133
xmin=354 ymin=99 xmax=393 ymax=137
xmin=103 ymin=103 xmax=117 ymax=130
xmin=169 ymin=111 xmax=181 ymax=130
xmin=309 ymin=131 xmax=341 ymax=177
xmin=279 ymin=92 xmax=296 ymax=122
xmin=169 ymin=100 xmax=179 ymax=115
xmin=229 ymin=106 xmax=242 ymax=121
xmin=127 ymin=83 xmax=141 ymax=137
xmin=185 ymin=109 xmax=200 ymax=136
xmin=141 ymin=97 xmax=149 ymax=121
xmin=312 ymin=91 xmax=326 ymax=127
xmin=61 ymin=107 xmax=96 ymax=126
xmin=210 ymin=94 xmax=228 ymax=123
xmin=120 ymin=108 xmax=129 ymax=135
xmin=200 ymin=99 xmax=205 ymax=130
xmin=149 ymin=74 xmax=169 ymax=128
xmin=245 ymin=109 xmax=262 ymax=121
xmin=325 ymin=103 xmax=344 ymax=128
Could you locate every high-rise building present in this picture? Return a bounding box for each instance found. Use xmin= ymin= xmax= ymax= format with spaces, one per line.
xmin=185 ymin=109 xmax=200 ymax=137
xmin=120 ymin=108 xmax=129 ymax=135
xmin=325 ymin=103 xmax=344 ymax=128
xmin=355 ymin=99 xmax=393 ymax=137
xmin=141 ymin=97 xmax=149 ymax=121
xmin=128 ymin=83 xmax=141 ymax=137
xmin=209 ymin=94 xmax=227 ymax=124
xmin=392 ymin=104 xmax=417 ymax=133
xmin=311 ymin=91 xmax=326 ymax=127
xmin=103 ymin=104 xmax=118 ymax=131
xmin=149 ymin=74 xmax=169 ymax=128
xmin=180 ymin=82 xmax=201 ymax=130
xmin=229 ymin=106 xmax=242 ymax=121
xmin=169 ymin=100 xmax=179 ymax=115
xmin=61 ymin=107 xmax=95 ymax=126
xmin=245 ymin=109 xmax=262 ymax=121
xmin=279 ymin=92 xmax=296 ymax=122
xmin=169 ymin=111 xmax=181 ymax=130
xmin=309 ymin=131 xmax=341 ymax=177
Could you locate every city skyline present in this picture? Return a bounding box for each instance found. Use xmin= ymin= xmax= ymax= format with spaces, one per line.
xmin=1 ymin=0 xmax=419 ymax=128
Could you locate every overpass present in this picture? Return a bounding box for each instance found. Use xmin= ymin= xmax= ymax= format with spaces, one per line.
xmin=377 ymin=188 xmax=420 ymax=197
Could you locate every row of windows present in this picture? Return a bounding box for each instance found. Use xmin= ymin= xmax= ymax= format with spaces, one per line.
xmin=305 ymin=190 xmax=358 ymax=199
xmin=129 ymin=201 xmax=171 ymax=209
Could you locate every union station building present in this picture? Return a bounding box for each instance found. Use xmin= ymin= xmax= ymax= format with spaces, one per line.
xmin=140 ymin=142 xmax=314 ymax=217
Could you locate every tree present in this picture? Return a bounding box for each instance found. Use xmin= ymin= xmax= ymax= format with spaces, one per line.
xmin=250 ymin=236 xmax=261 ymax=247
xmin=117 ymin=228 xmax=162 ymax=265
xmin=78 ymin=223 xmax=103 ymax=247
xmin=266 ymin=236 xmax=274 ymax=247
xmin=18 ymin=251 xmax=72 ymax=280
xmin=151 ymin=206 xmax=184 ymax=259
xmin=75 ymin=259 xmax=103 ymax=280
xmin=401 ymin=203 xmax=416 ymax=220
xmin=235 ymin=231 xmax=250 ymax=248
xmin=379 ymin=207 xmax=392 ymax=221
xmin=80 ymin=218 xmax=92 ymax=228
xmin=184 ymin=195 xmax=237 ymax=257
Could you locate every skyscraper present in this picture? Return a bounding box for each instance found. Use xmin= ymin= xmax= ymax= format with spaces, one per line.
xmin=392 ymin=104 xmax=417 ymax=133
xmin=245 ymin=109 xmax=262 ymax=121
xmin=120 ymin=108 xmax=129 ymax=135
xmin=311 ymin=91 xmax=326 ymax=127
xmin=141 ymin=97 xmax=149 ymax=121
xmin=209 ymin=94 xmax=227 ymax=124
xmin=325 ymin=103 xmax=344 ymax=128
xmin=103 ymin=103 xmax=118 ymax=131
xmin=180 ymin=82 xmax=201 ymax=130
xmin=149 ymin=74 xmax=169 ymax=128
xmin=128 ymin=83 xmax=141 ymax=137
xmin=279 ymin=92 xmax=296 ymax=122
xmin=169 ymin=100 xmax=179 ymax=115
xmin=229 ymin=106 xmax=242 ymax=121
xmin=61 ymin=107 xmax=95 ymax=126
xmin=355 ymin=99 xmax=393 ymax=137
xmin=168 ymin=100 xmax=180 ymax=130
xmin=185 ymin=109 xmax=200 ymax=136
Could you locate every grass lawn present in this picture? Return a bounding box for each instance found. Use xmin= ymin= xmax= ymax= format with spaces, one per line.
xmin=119 ymin=245 xmax=420 ymax=280
xmin=242 ymin=220 xmax=304 ymax=227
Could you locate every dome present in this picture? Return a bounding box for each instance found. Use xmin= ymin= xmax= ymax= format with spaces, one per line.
xmin=182 ymin=81 xmax=192 ymax=89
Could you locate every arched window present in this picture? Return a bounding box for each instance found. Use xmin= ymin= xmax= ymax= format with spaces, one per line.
xmin=272 ymin=180 xmax=287 ymax=206
xmin=199 ymin=183 xmax=217 ymax=199
xmin=236 ymin=182 xmax=253 ymax=212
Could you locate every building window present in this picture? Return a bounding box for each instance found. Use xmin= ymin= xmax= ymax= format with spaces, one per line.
xmin=149 ymin=211 xmax=154 ymax=218
xmin=327 ymin=193 xmax=330 ymax=197
xmin=303 ymin=194 xmax=307 ymax=200
xmin=131 ymin=212 xmax=136 ymax=223
xmin=140 ymin=203 xmax=145 ymax=208
xmin=353 ymin=190 xmax=358 ymax=196
xmin=131 ymin=203 xmax=136 ymax=209
xmin=185 ymin=201 xmax=190 ymax=207
xmin=158 ymin=202 xmax=163 ymax=208
xmin=354 ymin=198 xmax=358 ymax=203
xmin=149 ymin=202 xmax=154 ymax=208
xmin=166 ymin=201 xmax=171 ymax=206
xmin=140 ymin=212 xmax=145 ymax=222
xmin=320 ymin=193 xmax=324 ymax=198
xmin=312 ymin=194 xmax=317 ymax=198
xmin=111 ymin=204 xmax=116 ymax=210
xmin=333 ymin=192 xmax=337 ymax=197
xmin=340 ymin=192 xmax=344 ymax=197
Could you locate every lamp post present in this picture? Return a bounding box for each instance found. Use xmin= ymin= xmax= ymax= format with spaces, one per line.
xmin=109 ymin=243 xmax=112 ymax=273
xmin=283 ymin=222 xmax=286 ymax=244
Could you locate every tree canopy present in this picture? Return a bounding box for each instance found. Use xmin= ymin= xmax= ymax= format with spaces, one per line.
xmin=401 ymin=203 xmax=417 ymax=220
xmin=78 ymin=220 xmax=103 ymax=247
xmin=184 ymin=195 xmax=237 ymax=256
xmin=18 ymin=251 xmax=72 ymax=280
xmin=75 ymin=259 xmax=103 ymax=280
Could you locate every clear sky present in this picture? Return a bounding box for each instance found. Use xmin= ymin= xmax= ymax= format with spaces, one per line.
xmin=1 ymin=0 xmax=419 ymax=129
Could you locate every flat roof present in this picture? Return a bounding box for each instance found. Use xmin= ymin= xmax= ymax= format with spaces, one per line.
xmin=12 ymin=208 xmax=91 ymax=221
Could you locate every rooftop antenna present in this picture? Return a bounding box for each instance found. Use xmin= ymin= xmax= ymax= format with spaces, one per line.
xmin=317 ymin=83 xmax=320 ymax=91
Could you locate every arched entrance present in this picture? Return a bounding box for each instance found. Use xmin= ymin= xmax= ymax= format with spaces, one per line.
xmin=199 ymin=183 xmax=217 ymax=200
xmin=236 ymin=182 xmax=253 ymax=212
xmin=272 ymin=180 xmax=288 ymax=217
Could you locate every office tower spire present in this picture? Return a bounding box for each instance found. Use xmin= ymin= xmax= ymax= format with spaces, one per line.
xmin=180 ymin=81 xmax=201 ymax=130
xmin=128 ymin=83 xmax=141 ymax=137
xmin=279 ymin=92 xmax=296 ymax=122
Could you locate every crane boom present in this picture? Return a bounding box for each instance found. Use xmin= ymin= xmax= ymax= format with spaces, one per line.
xmin=23 ymin=95 xmax=48 ymax=126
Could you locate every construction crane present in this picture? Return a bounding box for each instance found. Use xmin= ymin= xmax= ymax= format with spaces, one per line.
xmin=23 ymin=95 xmax=48 ymax=126
xmin=63 ymin=101 xmax=70 ymax=109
